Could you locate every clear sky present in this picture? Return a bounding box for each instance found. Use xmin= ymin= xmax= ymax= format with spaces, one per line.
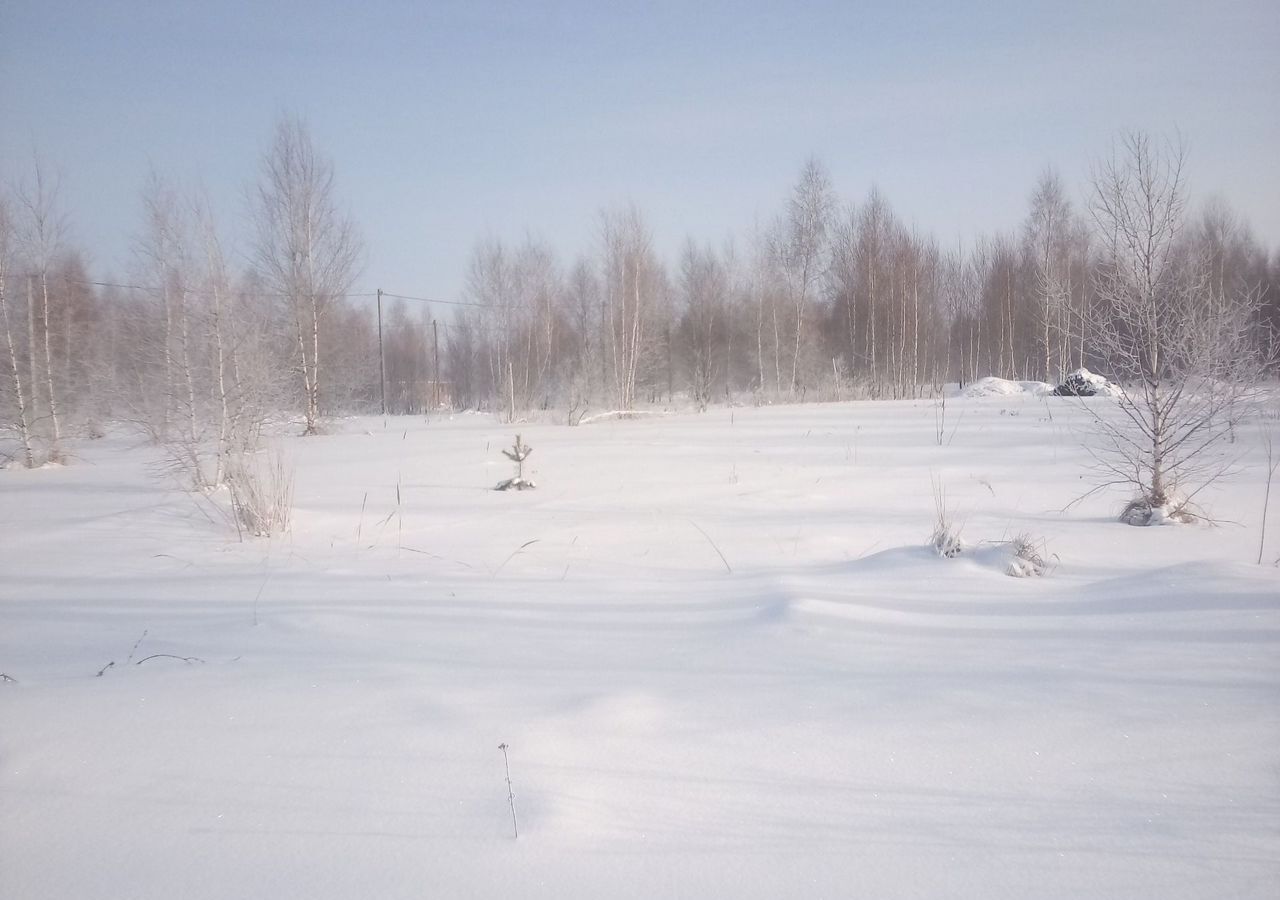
xmin=3 ymin=0 xmax=1277 ymax=302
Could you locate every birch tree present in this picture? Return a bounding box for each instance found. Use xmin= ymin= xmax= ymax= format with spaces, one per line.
xmin=600 ymin=206 xmax=662 ymax=410
xmin=16 ymin=161 xmax=67 ymax=457
xmin=136 ymin=171 xmax=199 ymax=448
xmin=562 ymin=257 xmax=601 ymax=419
xmin=0 ymin=193 xmax=36 ymax=467
xmin=773 ymin=158 xmax=835 ymax=395
xmin=1024 ymin=169 xmax=1075 ymax=381
xmin=1087 ymin=132 xmax=1273 ymax=524
xmin=677 ymin=240 xmax=727 ymax=410
xmin=251 ymin=116 xmax=362 ymax=435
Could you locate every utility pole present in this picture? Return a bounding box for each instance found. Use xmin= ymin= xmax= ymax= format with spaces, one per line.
xmin=666 ymin=323 xmax=673 ymax=403
xmin=376 ymin=288 xmax=387 ymax=415
xmin=432 ymin=319 xmax=441 ymax=409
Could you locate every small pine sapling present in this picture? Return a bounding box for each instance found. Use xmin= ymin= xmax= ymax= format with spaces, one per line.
xmin=495 ymin=434 xmax=536 ymax=491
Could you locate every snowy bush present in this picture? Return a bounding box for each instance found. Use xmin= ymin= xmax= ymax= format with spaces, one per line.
xmin=1119 ymin=495 xmax=1195 ymax=527
xmin=1003 ymin=533 xmax=1050 ymax=577
xmin=931 ymin=525 xmax=964 ymax=559
xmin=226 ymin=450 xmax=294 ymax=537
xmin=930 ymin=480 xmax=964 ymax=558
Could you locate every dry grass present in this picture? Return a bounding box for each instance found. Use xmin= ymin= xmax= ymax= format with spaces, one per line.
xmin=930 ymin=478 xmax=964 ymax=558
xmin=1004 ymin=533 xmax=1051 ymax=577
xmin=226 ymin=450 xmax=294 ymax=538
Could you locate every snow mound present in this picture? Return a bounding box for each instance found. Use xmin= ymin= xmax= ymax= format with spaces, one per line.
xmin=1052 ymin=368 xmax=1123 ymax=398
xmin=1120 ymin=495 xmax=1196 ymax=526
xmin=961 ymin=377 xmax=1054 ymax=398
xmin=931 ymin=537 xmax=1051 ymax=577
xmin=578 ymin=410 xmax=667 ymax=425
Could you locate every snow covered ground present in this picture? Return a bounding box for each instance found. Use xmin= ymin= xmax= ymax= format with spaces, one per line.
xmin=2 ymin=395 xmax=1278 ymax=899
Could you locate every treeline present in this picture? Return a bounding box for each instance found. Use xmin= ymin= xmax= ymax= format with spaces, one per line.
xmin=448 ymin=158 xmax=1278 ymax=418
xmin=1 ymin=120 xmax=1277 ymax=472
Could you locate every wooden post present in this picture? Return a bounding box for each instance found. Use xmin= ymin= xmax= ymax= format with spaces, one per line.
xmin=433 ymin=319 xmax=440 ymax=409
xmin=376 ymin=288 xmax=387 ymax=415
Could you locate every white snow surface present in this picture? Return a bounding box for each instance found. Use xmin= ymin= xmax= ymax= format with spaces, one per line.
xmin=2 ymin=396 xmax=1278 ymax=899
xmin=960 ymin=376 xmax=1055 ymax=397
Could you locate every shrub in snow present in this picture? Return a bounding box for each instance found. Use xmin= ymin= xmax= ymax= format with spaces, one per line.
xmin=495 ymin=434 xmax=536 ymax=491
xmin=929 ymin=479 xmax=964 ymax=558
xmin=1119 ymin=495 xmax=1195 ymax=527
xmin=226 ymin=450 xmax=294 ymax=537
xmin=1003 ymin=533 xmax=1050 ymax=577
xmin=931 ymin=525 xmax=964 ymax=558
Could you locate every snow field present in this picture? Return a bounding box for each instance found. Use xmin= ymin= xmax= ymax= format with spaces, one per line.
xmin=2 ymin=395 xmax=1278 ymax=898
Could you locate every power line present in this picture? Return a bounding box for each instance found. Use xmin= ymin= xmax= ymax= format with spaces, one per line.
xmin=68 ymin=277 xmax=379 ymax=301
xmin=68 ymin=276 xmax=491 ymax=309
xmin=380 ymin=291 xmax=486 ymax=309
xmin=67 ymin=276 xmax=511 ymax=338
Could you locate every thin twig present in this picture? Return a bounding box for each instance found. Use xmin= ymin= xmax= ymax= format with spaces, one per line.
xmin=356 ymin=491 xmax=368 ymax=546
xmin=124 ymin=629 xmax=148 ymax=665
xmin=688 ymin=519 xmax=732 ymax=574
xmin=135 ymin=654 xmax=205 ymax=666
xmin=498 ymin=743 xmax=519 ymax=839
xmin=493 ymin=540 xmax=539 ymax=577
xmin=1260 ymin=429 xmax=1277 ymax=565
xmin=252 ymin=571 xmax=272 ymax=627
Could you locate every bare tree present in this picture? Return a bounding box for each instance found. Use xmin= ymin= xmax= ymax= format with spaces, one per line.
xmin=773 ymin=158 xmax=835 ymax=395
xmin=1024 ymin=169 xmax=1076 ymax=381
xmin=600 ymin=206 xmax=662 ymax=410
xmin=463 ymin=235 xmax=564 ymax=420
xmin=1086 ymin=132 xmax=1273 ymax=524
xmin=512 ymin=238 xmax=562 ymax=413
xmin=251 ymin=116 xmax=362 ymax=435
xmin=136 ymin=170 xmax=199 ymax=449
xmin=677 ymin=240 xmax=727 ymax=410
xmin=744 ymin=219 xmax=773 ymax=396
xmin=0 ymin=193 xmax=36 ymax=467
xmin=466 ymin=237 xmax=517 ymax=418
xmin=192 ymin=191 xmax=273 ymax=483
xmin=562 ymin=256 xmax=600 ymax=421
xmin=855 ymin=189 xmax=897 ymax=394
xmin=16 ymin=160 xmax=68 ymax=457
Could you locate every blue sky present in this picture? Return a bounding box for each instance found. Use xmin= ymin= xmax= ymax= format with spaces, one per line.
xmin=2 ymin=0 xmax=1277 ymax=301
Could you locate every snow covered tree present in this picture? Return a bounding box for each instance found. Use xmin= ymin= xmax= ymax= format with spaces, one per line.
xmin=1086 ymin=132 xmax=1273 ymax=524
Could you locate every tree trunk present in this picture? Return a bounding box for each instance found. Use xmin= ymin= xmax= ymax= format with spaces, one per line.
xmin=39 ymin=271 xmax=60 ymax=447
xmin=0 ymin=269 xmax=35 ymax=467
